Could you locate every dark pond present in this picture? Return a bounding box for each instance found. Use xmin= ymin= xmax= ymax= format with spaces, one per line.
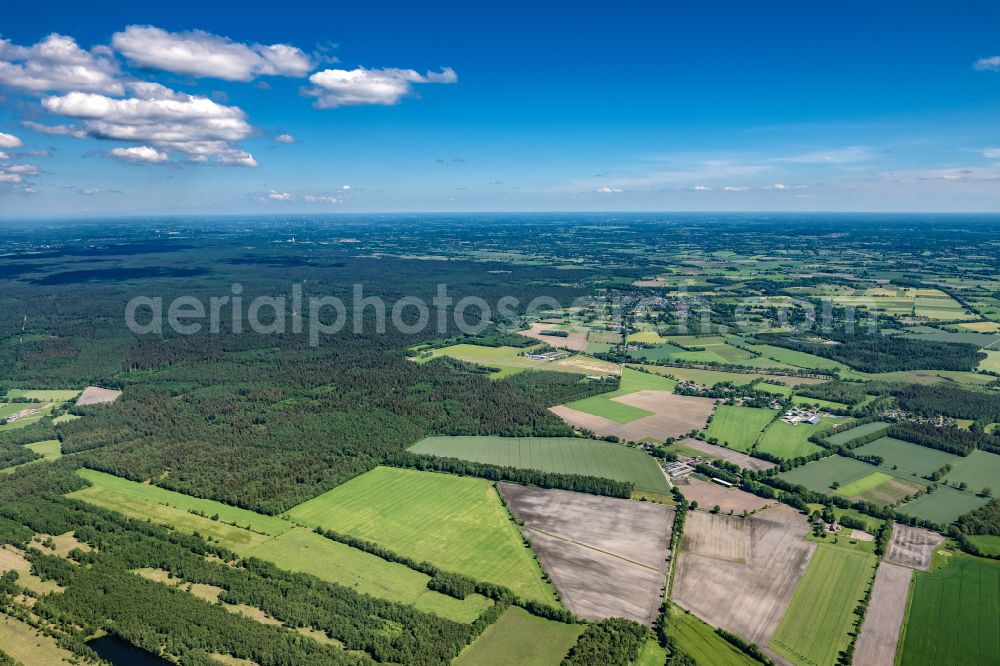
xmin=86 ymin=635 xmax=171 ymax=665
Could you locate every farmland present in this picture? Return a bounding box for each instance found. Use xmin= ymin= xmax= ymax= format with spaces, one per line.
xmin=777 ymin=455 xmax=875 ymax=493
xmin=408 ymin=435 xmax=669 ymax=492
xmin=673 ymin=504 xmax=815 ymax=647
xmin=899 ymin=485 xmax=990 ymax=526
xmin=942 ymin=449 xmax=1000 ymax=493
xmin=769 ymin=545 xmax=877 ymax=666
xmin=823 ymin=421 xmax=891 ymax=446
xmin=635 ymin=364 xmax=827 ymax=388
xmin=703 ymin=405 xmax=776 ymax=452
xmin=67 ymin=468 xmax=492 ymax=622
xmin=550 ymin=390 xmax=715 ymax=442
xmin=754 ymin=418 xmax=830 ymax=459
xmin=673 ymin=437 xmax=777 ymax=472
xmin=453 ymin=606 xmax=583 ymax=666
xmin=498 ymin=483 xmax=672 ymax=625
xmin=897 ymin=555 xmax=1000 ymax=666
xmin=284 ymin=467 xmax=558 ymax=604
xmin=559 ymin=367 xmax=677 ymax=423
xmin=853 ymin=563 xmax=913 ymax=666
xmin=666 ymin=605 xmax=761 ymax=666
xmin=853 ymin=436 xmax=958 ymax=479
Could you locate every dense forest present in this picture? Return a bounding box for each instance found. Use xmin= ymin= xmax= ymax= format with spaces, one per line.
xmin=754 ymin=332 xmax=984 ymax=372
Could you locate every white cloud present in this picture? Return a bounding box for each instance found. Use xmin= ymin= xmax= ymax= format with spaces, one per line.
xmin=0 ymin=34 xmax=122 ymax=94
xmin=266 ymin=190 xmax=294 ymax=201
xmin=112 ymin=26 xmax=312 ymax=81
xmin=973 ymin=56 xmax=1000 ymax=72
xmin=723 ymin=185 xmax=749 ymax=191
xmin=0 ymin=132 xmax=23 ymax=148
xmin=691 ymin=185 xmax=711 ymax=191
xmin=22 ymin=121 xmax=88 ymax=138
xmin=0 ymin=152 xmax=7 ymax=160
xmin=773 ymin=146 xmax=871 ymax=164
xmin=982 ymin=148 xmax=1000 ymax=158
xmin=109 ymin=145 xmax=169 ymax=163
xmin=0 ymin=162 xmax=38 ymax=184
xmin=304 ymin=66 xmax=457 ymax=108
xmin=303 ymin=194 xmax=339 ymax=203
xmin=768 ymin=183 xmax=808 ymax=190
xmin=340 ymin=185 xmax=351 ymax=191
xmin=275 ymin=133 xmax=295 ymax=144
xmin=595 ymin=186 xmax=623 ymax=193
xmin=4 ymin=164 xmax=38 ymax=175
xmin=41 ymin=83 xmax=257 ymax=166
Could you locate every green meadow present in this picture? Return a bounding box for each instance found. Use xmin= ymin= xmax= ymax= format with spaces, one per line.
xmin=770 ymin=545 xmax=877 ymax=666
xmin=284 ymin=466 xmax=558 ymax=605
xmin=409 ymin=435 xmax=669 ymax=492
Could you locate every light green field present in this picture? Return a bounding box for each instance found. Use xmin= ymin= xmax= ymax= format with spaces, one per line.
xmin=967 ymin=535 xmax=1000 ymax=557
xmin=898 ymin=555 xmax=1000 ymax=666
xmin=0 ymin=404 xmax=22 ymax=419
xmin=4 ymin=388 xmax=80 ymax=402
xmin=942 ymin=449 xmax=1000 ymax=494
xmin=633 ymin=639 xmax=668 ymax=666
xmin=899 ymin=485 xmax=990 ymax=526
xmin=68 ymin=483 xmax=273 ymax=553
xmin=561 ymin=367 xmax=675 ymax=424
xmin=453 ymin=606 xmax=583 ymax=666
xmin=636 ymin=364 xmax=821 ymax=388
xmin=703 ymin=405 xmax=776 ymax=452
xmin=745 ymin=344 xmax=849 ymax=372
xmin=0 ymin=440 xmax=62 ymax=476
xmin=561 ymin=394 xmax=652 ymax=423
xmin=67 ymin=470 xmax=489 ymax=622
xmin=408 ymin=435 xmax=669 ymax=493
xmin=416 ymin=344 xmax=545 ymax=378
xmin=824 ymin=421 xmax=891 ymax=446
xmin=755 ymin=419 xmax=828 ymax=459
xmin=74 ymin=469 xmax=292 ymax=536
xmin=778 ymin=456 xmax=876 ymax=493
xmin=978 ymin=350 xmax=1000 ymax=373
xmin=243 ymin=527 xmax=491 ymax=623
xmin=853 ymin=437 xmax=958 ymax=479
xmin=754 ymin=382 xmax=793 ymax=397
xmin=0 ymin=613 xmax=78 ymax=665
xmin=834 ymin=471 xmax=893 ymax=497
xmin=790 ymin=395 xmax=848 ymax=410
xmin=627 ymin=331 xmax=668 ymax=344
xmin=770 ymin=545 xmax=877 ymax=666
xmin=666 ymin=606 xmax=760 ymax=666
xmin=284 ymin=467 xmax=558 ymax=605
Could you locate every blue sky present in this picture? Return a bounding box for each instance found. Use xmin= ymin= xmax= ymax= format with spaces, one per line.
xmin=2 ymin=0 xmax=1000 ymax=216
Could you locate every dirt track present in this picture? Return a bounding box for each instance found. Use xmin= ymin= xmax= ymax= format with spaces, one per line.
xmin=678 ymin=437 xmax=777 ymax=472
xmin=678 ymin=478 xmax=776 ymax=515
xmin=886 ymin=524 xmax=943 ymax=570
xmin=497 ymin=483 xmax=672 ymax=625
xmin=853 ymin=563 xmax=913 ymax=666
xmin=550 ymin=391 xmax=715 ymax=441
xmin=673 ymin=504 xmax=814 ymax=648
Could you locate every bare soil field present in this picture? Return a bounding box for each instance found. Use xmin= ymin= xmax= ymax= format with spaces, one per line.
xmin=551 ymin=391 xmax=714 ymax=441
xmin=678 ymin=478 xmax=776 ymax=515
xmin=853 ymin=563 xmax=913 ymax=666
xmin=680 ymin=511 xmax=749 ymax=562
xmin=886 ymin=524 xmax=943 ymax=570
xmin=76 ymin=386 xmax=123 ymax=405
xmin=677 ymin=437 xmax=777 ymax=472
xmin=497 ymin=483 xmax=672 ymax=625
xmin=519 ymin=322 xmax=589 ymax=351
xmin=673 ymin=504 xmax=815 ymax=649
